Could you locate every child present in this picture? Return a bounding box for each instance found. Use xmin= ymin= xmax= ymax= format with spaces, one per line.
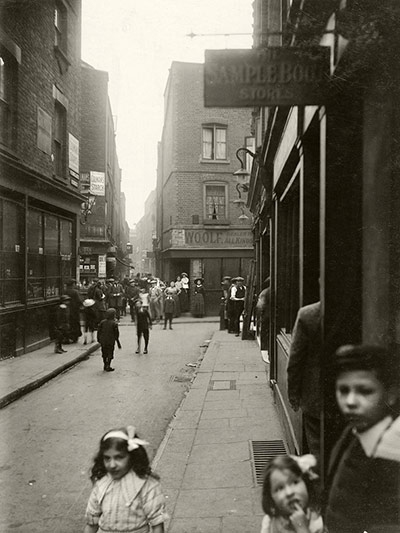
xmin=54 ymin=295 xmax=71 ymax=353
xmin=325 ymin=344 xmax=400 ymax=533
xmin=82 ymin=298 xmax=97 ymax=345
xmin=97 ymin=308 xmax=121 ymax=372
xmin=84 ymin=425 xmax=167 ymax=533
xmin=261 ymin=454 xmax=325 ymax=533
xmin=163 ymin=294 xmax=175 ymax=330
xmin=135 ymin=300 xmax=152 ymax=354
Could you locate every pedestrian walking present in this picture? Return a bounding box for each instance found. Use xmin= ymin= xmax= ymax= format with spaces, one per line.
xmin=135 ymin=300 xmax=152 ymax=354
xmin=82 ymin=298 xmax=97 ymax=345
xmin=65 ymin=278 xmax=83 ymax=342
xmin=163 ymin=294 xmax=175 ymax=330
xmin=54 ymin=295 xmax=71 ymax=353
xmin=287 ymin=301 xmax=321 ymax=458
xmin=230 ymin=276 xmax=246 ymax=335
xmin=84 ymin=424 xmax=167 ymax=533
xmin=97 ymin=308 xmax=121 ymax=372
xmin=261 ymin=454 xmax=324 ymax=533
xmin=324 ymin=344 xmax=400 ymax=533
xmin=108 ymin=279 xmax=124 ymax=321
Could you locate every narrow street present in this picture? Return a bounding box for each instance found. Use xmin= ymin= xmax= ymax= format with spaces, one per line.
xmin=0 ymin=320 xmax=216 ymax=533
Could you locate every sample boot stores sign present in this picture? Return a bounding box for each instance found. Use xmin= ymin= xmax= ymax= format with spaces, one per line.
xmin=204 ymin=47 xmax=330 ymax=107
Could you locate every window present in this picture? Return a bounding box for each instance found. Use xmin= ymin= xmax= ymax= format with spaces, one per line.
xmin=202 ymin=125 xmax=227 ymax=160
xmin=0 ymin=199 xmax=24 ymax=305
xmin=0 ymin=48 xmax=17 ymax=147
xmin=54 ymin=2 xmax=67 ymax=53
xmin=205 ymin=184 xmax=227 ymax=220
xmin=53 ymin=102 xmax=66 ymax=178
xmin=277 ymin=180 xmax=300 ymax=334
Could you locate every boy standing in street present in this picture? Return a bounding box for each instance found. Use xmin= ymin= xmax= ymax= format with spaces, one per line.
xmin=97 ymin=307 xmax=121 ymax=372
xmin=135 ymin=300 xmax=152 ymax=354
xmin=163 ymin=294 xmax=175 ymax=330
xmin=325 ymin=344 xmax=400 ymax=533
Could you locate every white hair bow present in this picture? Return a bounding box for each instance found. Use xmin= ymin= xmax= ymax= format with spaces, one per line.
xmin=291 ymin=454 xmax=319 ymax=480
xmin=103 ymin=425 xmax=149 ymax=451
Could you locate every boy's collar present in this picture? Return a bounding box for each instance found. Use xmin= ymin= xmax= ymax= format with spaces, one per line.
xmin=354 ymin=415 xmax=393 ymax=457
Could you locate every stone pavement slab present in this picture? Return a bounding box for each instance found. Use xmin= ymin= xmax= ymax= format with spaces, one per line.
xmin=153 ymin=330 xmax=287 ymax=533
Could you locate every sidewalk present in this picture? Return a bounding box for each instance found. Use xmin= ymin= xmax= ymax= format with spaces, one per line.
xmin=153 ymin=330 xmax=287 ymax=533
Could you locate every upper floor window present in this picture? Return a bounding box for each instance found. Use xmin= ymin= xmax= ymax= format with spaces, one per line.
xmin=53 ymin=101 xmax=67 ymax=179
xmin=202 ymin=125 xmax=227 ymax=161
xmin=204 ymin=184 xmax=227 ymax=220
xmin=0 ymin=48 xmax=17 ymax=147
xmin=54 ymin=2 xmax=67 ymax=53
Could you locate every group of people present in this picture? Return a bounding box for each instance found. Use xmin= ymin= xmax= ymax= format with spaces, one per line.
xmin=262 ymin=342 xmax=400 ymax=533
xmin=221 ymin=275 xmax=247 ymax=336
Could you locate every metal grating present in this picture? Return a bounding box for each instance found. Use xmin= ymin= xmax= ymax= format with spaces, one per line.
xmin=250 ymin=440 xmax=287 ymax=486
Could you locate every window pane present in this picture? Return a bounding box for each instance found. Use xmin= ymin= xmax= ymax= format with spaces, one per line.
xmin=45 ymin=215 xmax=58 ymax=254
xmin=27 ymin=210 xmax=43 ymax=252
xmin=60 ymin=219 xmax=73 ymax=254
xmin=205 ymin=185 xmax=226 ymax=219
xmin=215 ymin=128 xmax=226 ymax=159
xmin=2 ymin=200 xmax=22 ymax=251
xmin=202 ymin=128 xmax=213 ymax=159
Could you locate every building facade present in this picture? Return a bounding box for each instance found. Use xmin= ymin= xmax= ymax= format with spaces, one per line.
xmin=131 ymin=190 xmax=156 ymax=277
xmin=79 ymin=62 xmax=129 ymax=285
xmin=156 ymin=61 xmax=254 ymax=315
xmin=248 ymin=0 xmax=400 ymax=469
xmin=0 ymin=0 xmax=83 ymax=358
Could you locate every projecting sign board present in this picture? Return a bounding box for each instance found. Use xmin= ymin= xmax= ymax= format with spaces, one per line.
xmin=204 ymin=47 xmax=330 ymax=107
xmin=90 ymin=171 xmax=105 ymax=196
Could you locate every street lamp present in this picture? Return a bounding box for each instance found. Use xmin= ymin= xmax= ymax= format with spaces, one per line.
xmin=80 ymin=192 xmax=96 ymax=224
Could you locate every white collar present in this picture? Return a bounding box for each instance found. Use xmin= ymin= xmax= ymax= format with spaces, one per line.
xmin=355 ymin=415 xmax=393 ymax=457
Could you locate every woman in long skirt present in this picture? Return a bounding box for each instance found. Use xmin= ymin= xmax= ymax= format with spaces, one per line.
xmin=192 ymin=278 xmax=205 ymax=318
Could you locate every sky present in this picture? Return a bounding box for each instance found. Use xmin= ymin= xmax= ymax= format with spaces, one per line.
xmin=81 ymin=0 xmax=253 ymax=228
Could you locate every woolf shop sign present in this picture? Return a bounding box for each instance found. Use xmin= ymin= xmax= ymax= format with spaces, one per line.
xmin=171 ymin=229 xmax=253 ymax=248
xmin=204 ymin=47 xmax=330 ymax=107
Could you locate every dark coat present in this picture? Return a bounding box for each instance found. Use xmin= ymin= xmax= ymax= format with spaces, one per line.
xmin=97 ymin=318 xmax=119 ymax=346
xmin=136 ymin=308 xmax=152 ymax=331
xmin=287 ymin=301 xmax=321 ymax=417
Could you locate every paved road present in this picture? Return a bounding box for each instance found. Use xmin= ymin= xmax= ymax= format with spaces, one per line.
xmin=0 ymin=321 xmax=216 ymax=533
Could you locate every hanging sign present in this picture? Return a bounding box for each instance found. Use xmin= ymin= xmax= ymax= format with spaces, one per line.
xmin=204 ymin=47 xmax=330 ymax=107
xmin=90 ymin=171 xmax=105 ymax=196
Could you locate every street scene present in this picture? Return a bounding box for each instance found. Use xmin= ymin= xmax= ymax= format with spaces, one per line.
xmin=1 ymin=1 xmax=400 ymax=532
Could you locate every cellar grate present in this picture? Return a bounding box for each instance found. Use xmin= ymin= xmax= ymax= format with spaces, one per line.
xmin=250 ymin=440 xmax=287 ymax=486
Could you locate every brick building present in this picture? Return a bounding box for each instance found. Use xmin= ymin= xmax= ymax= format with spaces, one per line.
xmin=79 ymin=61 xmax=129 ymax=284
xmin=0 ymin=0 xmax=84 ymax=358
xmin=156 ymin=62 xmax=254 ymax=315
xmin=130 ymin=190 xmax=156 ymax=277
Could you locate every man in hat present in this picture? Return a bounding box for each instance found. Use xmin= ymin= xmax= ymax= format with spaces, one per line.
xmin=82 ymin=298 xmax=97 ymax=344
xmin=149 ymin=279 xmax=163 ymax=322
xmin=230 ymin=277 xmax=246 ymax=336
xmin=221 ymin=276 xmax=232 ymax=330
xmin=126 ymin=279 xmax=140 ymax=322
xmin=54 ymin=295 xmax=71 ymax=353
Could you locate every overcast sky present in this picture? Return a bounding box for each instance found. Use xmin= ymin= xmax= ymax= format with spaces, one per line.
xmin=81 ymin=0 xmax=253 ymax=228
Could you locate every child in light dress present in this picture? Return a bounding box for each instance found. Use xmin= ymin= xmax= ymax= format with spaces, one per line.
xmin=84 ymin=425 xmax=167 ymax=532
xmin=261 ymin=454 xmax=326 ymax=533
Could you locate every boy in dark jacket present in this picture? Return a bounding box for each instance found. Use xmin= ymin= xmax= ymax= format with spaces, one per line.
xmin=163 ymin=294 xmax=175 ymax=330
xmin=135 ymin=300 xmax=152 ymax=354
xmin=325 ymin=344 xmax=400 ymax=533
xmin=97 ymin=308 xmax=121 ymax=372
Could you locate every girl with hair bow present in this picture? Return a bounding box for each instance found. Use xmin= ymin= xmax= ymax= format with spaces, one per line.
xmin=84 ymin=425 xmax=167 ymax=532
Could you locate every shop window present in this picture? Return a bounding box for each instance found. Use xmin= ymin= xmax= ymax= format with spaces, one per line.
xmin=204 ymin=184 xmax=227 ymax=221
xmin=277 ymin=181 xmax=300 ymax=335
xmin=202 ymin=124 xmax=227 ymax=161
xmin=0 ymin=199 xmax=24 ymax=305
xmin=53 ymin=101 xmax=67 ymax=179
xmin=27 ymin=210 xmax=45 ymax=300
xmin=0 ymin=48 xmax=17 ymax=148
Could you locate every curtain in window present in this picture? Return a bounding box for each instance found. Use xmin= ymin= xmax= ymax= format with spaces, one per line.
xmin=215 ymin=128 xmax=226 ymax=160
xmin=202 ymin=128 xmax=213 ymax=159
xmin=206 ymin=185 xmax=226 ymax=219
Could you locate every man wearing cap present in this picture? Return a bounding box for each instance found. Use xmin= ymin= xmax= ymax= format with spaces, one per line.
xmin=54 ymin=295 xmax=71 ymax=353
xmin=230 ymin=277 xmax=246 ymax=336
xmin=149 ymin=279 xmax=162 ymax=322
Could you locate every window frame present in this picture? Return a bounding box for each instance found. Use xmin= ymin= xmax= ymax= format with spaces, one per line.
xmin=203 ymin=182 xmax=229 ymax=223
xmin=53 ymin=101 xmax=67 ymax=179
xmin=201 ymin=124 xmax=227 ymax=161
xmin=0 ymin=46 xmax=17 ymax=148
